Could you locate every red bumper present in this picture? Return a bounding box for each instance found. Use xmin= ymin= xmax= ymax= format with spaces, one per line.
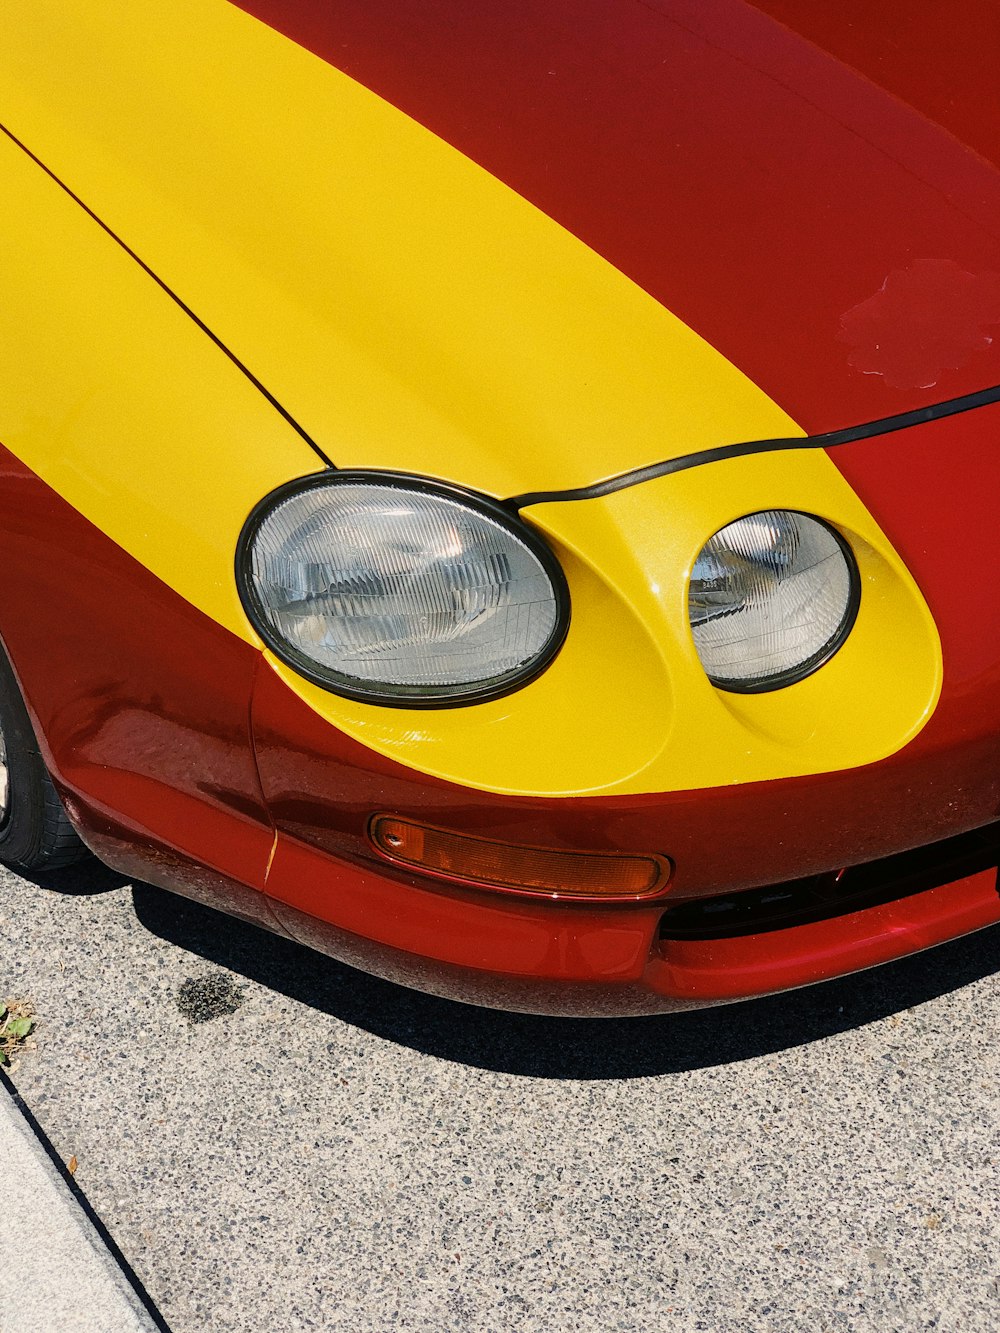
xmin=260 ymin=816 xmax=1000 ymax=1015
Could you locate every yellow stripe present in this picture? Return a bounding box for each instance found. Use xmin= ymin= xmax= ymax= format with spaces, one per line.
xmin=1 ymin=0 xmax=801 ymax=503
xmin=271 ymin=446 xmax=940 ymax=796
xmin=0 ymin=130 xmax=319 ymax=640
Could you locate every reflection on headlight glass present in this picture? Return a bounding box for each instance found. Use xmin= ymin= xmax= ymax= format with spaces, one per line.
xmin=689 ymin=510 xmax=856 ymax=689
xmin=246 ymin=481 xmax=562 ymax=699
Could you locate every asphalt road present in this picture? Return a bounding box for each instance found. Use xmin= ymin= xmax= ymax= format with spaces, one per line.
xmin=1 ymin=857 xmax=997 ymax=1332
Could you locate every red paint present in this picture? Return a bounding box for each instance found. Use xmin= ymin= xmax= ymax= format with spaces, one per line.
xmin=749 ymin=1 xmax=1000 ymax=174
xmin=651 ymin=869 xmax=1000 ymax=1006
xmin=264 ymin=846 xmax=1000 ymax=1014
xmin=233 ymin=0 xmax=1000 ymax=435
xmin=270 ymin=890 xmax=668 ymax=1017
xmin=829 ymin=398 xmax=1000 ymax=715
xmin=265 ymin=831 xmax=656 ymax=983
xmin=0 ymin=444 xmax=280 ymax=930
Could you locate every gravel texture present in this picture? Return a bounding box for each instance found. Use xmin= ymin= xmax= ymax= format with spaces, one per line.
xmin=1 ymin=858 xmax=997 ymax=1332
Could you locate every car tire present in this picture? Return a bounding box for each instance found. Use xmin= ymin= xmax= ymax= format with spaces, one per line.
xmin=0 ymin=640 xmax=88 ymax=870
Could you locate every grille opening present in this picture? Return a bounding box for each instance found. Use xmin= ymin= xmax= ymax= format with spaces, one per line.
xmin=659 ymin=821 xmax=1000 ymax=941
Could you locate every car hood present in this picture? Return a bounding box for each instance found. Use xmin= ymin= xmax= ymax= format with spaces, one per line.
xmin=5 ymin=0 xmax=1000 ymax=497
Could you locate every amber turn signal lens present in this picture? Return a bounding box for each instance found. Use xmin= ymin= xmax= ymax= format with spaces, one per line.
xmin=370 ymin=816 xmax=669 ymax=900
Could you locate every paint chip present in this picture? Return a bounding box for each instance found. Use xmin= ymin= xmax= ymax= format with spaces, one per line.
xmin=839 ymin=258 xmax=1000 ymax=389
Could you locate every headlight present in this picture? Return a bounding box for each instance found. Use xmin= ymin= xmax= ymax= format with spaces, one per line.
xmin=688 ymin=510 xmax=859 ymax=691
xmin=237 ymin=473 xmax=569 ymax=706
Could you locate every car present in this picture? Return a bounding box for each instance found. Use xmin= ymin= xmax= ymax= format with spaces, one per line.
xmin=1 ymin=0 xmax=998 ymax=1016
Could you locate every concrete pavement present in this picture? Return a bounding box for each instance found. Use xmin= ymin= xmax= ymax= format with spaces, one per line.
xmin=0 ymin=1070 xmax=164 ymax=1333
xmin=2 ymin=857 xmax=998 ymax=1331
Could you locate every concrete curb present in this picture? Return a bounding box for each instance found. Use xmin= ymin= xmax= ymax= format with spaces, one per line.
xmin=0 ymin=1069 xmax=167 ymax=1333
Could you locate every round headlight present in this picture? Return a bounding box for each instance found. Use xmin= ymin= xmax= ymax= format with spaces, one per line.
xmin=237 ymin=473 xmax=569 ymax=706
xmin=688 ymin=510 xmax=859 ymax=691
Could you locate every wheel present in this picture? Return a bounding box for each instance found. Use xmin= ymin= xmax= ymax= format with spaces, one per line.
xmin=0 ymin=640 xmax=88 ymax=870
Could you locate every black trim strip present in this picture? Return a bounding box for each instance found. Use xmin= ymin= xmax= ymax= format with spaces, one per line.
xmin=506 ymin=382 xmax=1000 ymax=510
xmin=1 ymin=122 xmax=334 ymax=470
xmin=659 ymin=821 xmax=1000 ymax=941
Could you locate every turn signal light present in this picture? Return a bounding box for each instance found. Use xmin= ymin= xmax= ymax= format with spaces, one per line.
xmin=370 ymin=816 xmax=670 ymax=900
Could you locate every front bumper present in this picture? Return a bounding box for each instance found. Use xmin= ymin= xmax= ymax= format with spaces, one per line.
xmin=261 ymin=822 xmax=1000 ymax=1015
xmin=253 ymin=644 xmax=1000 ymax=1014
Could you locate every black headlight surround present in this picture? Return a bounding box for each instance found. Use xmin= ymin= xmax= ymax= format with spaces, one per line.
xmin=235 ymin=469 xmax=571 ymax=709
xmin=688 ymin=510 xmax=862 ymax=695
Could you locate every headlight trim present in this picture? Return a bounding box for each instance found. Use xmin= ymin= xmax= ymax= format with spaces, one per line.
xmin=236 ymin=469 xmax=571 ymax=708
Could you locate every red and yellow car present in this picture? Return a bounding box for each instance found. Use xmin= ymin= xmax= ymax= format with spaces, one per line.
xmin=2 ymin=1 xmax=999 ymax=1014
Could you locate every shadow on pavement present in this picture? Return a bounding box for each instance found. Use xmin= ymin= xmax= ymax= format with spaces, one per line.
xmin=125 ymin=881 xmax=1000 ymax=1080
xmin=19 ymin=859 xmax=132 ymax=895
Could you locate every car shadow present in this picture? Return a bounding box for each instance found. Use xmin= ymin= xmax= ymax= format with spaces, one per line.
xmin=18 ymin=859 xmax=132 ymax=895
xmin=123 ymin=880 xmax=1000 ymax=1080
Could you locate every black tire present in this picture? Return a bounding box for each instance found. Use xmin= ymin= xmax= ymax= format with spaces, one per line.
xmin=0 ymin=640 xmax=88 ymax=870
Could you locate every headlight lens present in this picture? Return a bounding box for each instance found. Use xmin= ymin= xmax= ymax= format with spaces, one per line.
xmin=688 ymin=510 xmax=859 ymax=691
xmin=237 ymin=474 xmax=569 ymax=705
